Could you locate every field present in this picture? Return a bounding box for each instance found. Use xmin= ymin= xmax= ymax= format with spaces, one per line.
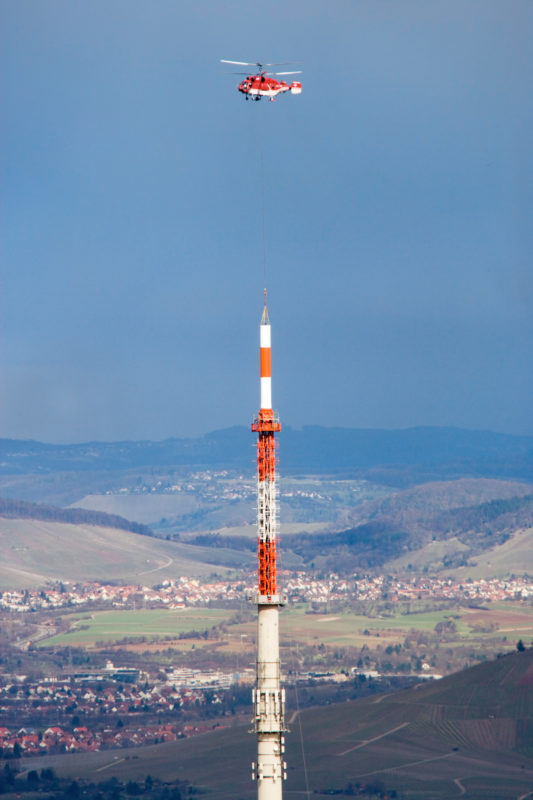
xmin=221 ymin=606 xmax=473 ymax=653
xmin=38 ymin=608 xmax=230 ymax=647
xmin=19 ymin=649 xmax=533 ymax=799
xmin=36 ymin=601 xmax=533 ymax=662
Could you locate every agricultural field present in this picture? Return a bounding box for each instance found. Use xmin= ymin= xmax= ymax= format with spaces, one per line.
xmin=221 ymin=606 xmax=473 ymax=652
xmin=224 ymin=603 xmax=533 ymax=667
xmin=35 ymin=601 xmax=533 ymax=671
xmin=37 ymin=608 xmax=230 ymax=648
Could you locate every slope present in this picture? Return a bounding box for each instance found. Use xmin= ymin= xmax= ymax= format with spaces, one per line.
xmin=0 ymin=518 xmax=251 ymax=589
xmin=447 ymin=526 xmax=533 ymax=579
xmin=284 ymin=478 xmax=533 ymax=574
xmin=0 ymin=496 xmax=154 ymax=536
xmin=33 ymin=647 xmax=533 ymax=799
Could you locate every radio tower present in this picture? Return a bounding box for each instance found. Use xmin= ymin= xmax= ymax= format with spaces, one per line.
xmin=251 ymin=289 xmax=287 ymax=799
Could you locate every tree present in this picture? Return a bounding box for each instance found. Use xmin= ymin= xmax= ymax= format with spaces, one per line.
xmin=27 ymin=770 xmax=39 ymax=787
xmin=3 ymin=764 xmax=15 ymax=787
xmin=66 ymin=780 xmax=80 ymax=798
xmin=434 ymin=620 xmax=456 ymax=638
xmin=517 ymin=639 xmax=526 ymax=652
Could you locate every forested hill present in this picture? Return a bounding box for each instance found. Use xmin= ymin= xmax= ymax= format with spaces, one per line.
xmin=283 ymin=478 xmax=533 ymax=572
xmin=0 ymin=497 xmax=154 ymax=537
xmin=0 ymin=426 xmax=532 ymax=484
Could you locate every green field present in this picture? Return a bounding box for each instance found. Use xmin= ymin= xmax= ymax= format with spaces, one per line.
xmin=282 ymin=605 xmax=472 ymax=639
xmin=221 ymin=605 xmax=474 ymax=653
xmin=37 ymin=602 xmax=533 ymax=659
xmin=39 ymin=608 xmax=230 ymax=647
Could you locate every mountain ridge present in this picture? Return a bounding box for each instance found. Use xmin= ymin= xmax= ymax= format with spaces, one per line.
xmin=1 ymin=425 xmax=532 ymax=483
xmin=0 ymin=497 xmax=154 ymax=537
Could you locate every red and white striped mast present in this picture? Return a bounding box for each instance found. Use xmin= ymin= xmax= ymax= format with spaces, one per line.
xmin=251 ymin=289 xmax=287 ymax=799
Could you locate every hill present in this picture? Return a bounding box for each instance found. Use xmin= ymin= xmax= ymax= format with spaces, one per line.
xmin=447 ymin=525 xmax=533 ymax=579
xmin=0 ymin=496 xmax=154 ymax=537
xmin=3 ymin=478 xmax=531 ymax=583
xmin=0 ymin=518 xmax=251 ymax=589
xmin=29 ymin=646 xmax=533 ymax=799
xmin=280 ymin=478 xmax=533 ymax=574
xmin=0 ymin=426 xmax=532 ymax=502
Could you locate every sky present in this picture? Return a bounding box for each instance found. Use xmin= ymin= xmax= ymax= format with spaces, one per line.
xmin=2 ymin=0 xmax=532 ymax=443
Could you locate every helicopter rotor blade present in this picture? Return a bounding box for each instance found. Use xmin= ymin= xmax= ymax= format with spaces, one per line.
xmin=221 ymin=59 xmax=301 ymax=67
xmin=220 ymin=59 xmax=257 ymax=66
xmin=272 ymin=71 xmax=303 ymax=76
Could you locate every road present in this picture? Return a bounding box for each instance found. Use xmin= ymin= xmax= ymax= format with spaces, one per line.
xmin=337 ymin=722 xmax=410 ymax=756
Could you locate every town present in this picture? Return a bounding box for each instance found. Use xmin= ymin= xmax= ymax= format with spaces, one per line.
xmin=1 ymin=573 xmax=532 ymax=613
xmin=0 ymin=667 xmax=245 ymax=758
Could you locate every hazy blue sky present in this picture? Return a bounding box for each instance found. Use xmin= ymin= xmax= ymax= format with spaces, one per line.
xmin=2 ymin=0 xmax=532 ymax=442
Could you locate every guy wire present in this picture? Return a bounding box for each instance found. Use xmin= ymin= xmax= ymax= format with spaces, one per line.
xmin=288 ymin=640 xmax=312 ymax=799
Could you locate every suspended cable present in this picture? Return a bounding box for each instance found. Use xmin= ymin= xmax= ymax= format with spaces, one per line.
xmin=257 ymin=101 xmax=268 ymax=291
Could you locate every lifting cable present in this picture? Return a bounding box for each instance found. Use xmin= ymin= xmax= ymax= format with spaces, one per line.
xmin=257 ymin=102 xmax=267 ymax=291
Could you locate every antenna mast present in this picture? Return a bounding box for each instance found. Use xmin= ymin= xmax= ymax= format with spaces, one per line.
xmin=251 ymin=294 xmax=287 ymax=799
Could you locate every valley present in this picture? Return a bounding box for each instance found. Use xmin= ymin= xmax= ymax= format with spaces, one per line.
xmin=1 ymin=428 xmax=533 ymax=798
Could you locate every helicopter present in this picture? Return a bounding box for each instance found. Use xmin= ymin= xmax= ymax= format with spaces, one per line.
xmin=220 ymin=60 xmax=302 ymax=101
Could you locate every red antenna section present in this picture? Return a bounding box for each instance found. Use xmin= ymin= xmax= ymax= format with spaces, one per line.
xmin=252 ymin=410 xmax=280 ymax=596
xmin=251 ymin=295 xmax=281 ymax=597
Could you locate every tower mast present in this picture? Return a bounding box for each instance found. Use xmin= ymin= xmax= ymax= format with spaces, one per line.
xmin=251 ymin=291 xmax=286 ymax=799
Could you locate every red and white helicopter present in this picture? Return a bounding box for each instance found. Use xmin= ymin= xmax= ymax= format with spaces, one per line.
xmin=221 ymin=60 xmax=302 ymax=101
